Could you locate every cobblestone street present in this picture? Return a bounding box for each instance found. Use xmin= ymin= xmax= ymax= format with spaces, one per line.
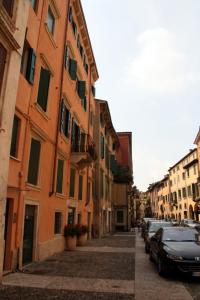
xmin=0 ymin=233 xmax=135 ymax=300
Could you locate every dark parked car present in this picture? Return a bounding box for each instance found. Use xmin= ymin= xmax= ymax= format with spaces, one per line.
xmin=180 ymin=219 xmax=200 ymax=230
xmin=149 ymin=227 xmax=200 ymax=276
xmin=141 ymin=218 xmax=156 ymax=239
xmin=144 ymin=221 xmax=172 ymax=253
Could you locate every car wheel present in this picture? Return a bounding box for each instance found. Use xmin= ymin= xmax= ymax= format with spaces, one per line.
xmin=145 ymin=244 xmax=149 ymax=253
xmin=158 ymin=257 xmax=167 ymax=276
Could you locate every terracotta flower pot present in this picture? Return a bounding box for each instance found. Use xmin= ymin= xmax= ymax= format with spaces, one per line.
xmin=66 ymin=235 xmax=77 ymax=251
xmin=77 ymin=233 xmax=87 ymax=246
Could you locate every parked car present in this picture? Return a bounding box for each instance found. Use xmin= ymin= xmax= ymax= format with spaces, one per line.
xmin=141 ymin=218 xmax=156 ymax=239
xmin=144 ymin=221 xmax=172 ymax=253
xmin=149 ymin=227 xmax=200 ymax=276
xmin=180 ymin=219 xmax=200 ymax=229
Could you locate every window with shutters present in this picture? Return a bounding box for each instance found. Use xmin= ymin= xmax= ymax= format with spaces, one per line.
xmin=60 ymin=100 xmax=71 ymax=139
xmin=187 ymin=185 xmax=191 ymax=197
xmin=27 ymin=138 xmax=41 ymax=185
xmin=56 ymin=159 xmax=64 ymax=194
xmin=2 ymin=0 xmax=14 ymax=17
xmin=68 ymin=58 xmax=77 ymax=80
xmin=83 ymin=96 xmax=87 ymax=111
xmin=20 ymin=41 xmax=36 ymax=85
xmin=0 ymin=43 xmax=7 ymax=95
xmin=69 ymin=168 xmax=76 ymax=198
xmin=78 ymin=175 xmax=83 ymax=200
xmin=71 ymin=120 xmax=80 ymax=152
xmin=65 ymin=45 xmax=70 ymax=69
xmin=54 ymin=212 xmax=62 ymax=234
xmin=72 ymin=19 xmax=77 ymax=38
xmin=182 ymin=187 xmax=187 ymax=198
xmin=76 ymin=80 xmax=86 ymax=99
xmin=10 ymin=115 xmax=20 ymax=158
xmin=47 ymin=7 xmax=55 ymax=34
xmin=101 ymin=134 xmax=104 ymax=159
xmin=37 ymin=67 xmax=51 ymax=112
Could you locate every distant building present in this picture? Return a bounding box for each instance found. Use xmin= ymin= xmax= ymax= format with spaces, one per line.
xmin=93 ymin=99 xmax=119 ymax=237
xmin=112 ymin=132 xmax=133 ymax=231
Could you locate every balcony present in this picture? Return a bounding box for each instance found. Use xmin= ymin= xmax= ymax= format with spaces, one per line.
xmin=71 ymin=134 xmax=97 ymax=169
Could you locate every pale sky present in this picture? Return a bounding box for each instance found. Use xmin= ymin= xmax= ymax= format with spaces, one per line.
xmin=82 ymin=0 xmax=200 ymax=191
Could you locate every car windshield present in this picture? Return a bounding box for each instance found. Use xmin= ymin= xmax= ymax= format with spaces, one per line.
xmin=163 ymin=230 xmax=197 ymax=241
xmin=149 ymin=222 xmax=171 ymax=233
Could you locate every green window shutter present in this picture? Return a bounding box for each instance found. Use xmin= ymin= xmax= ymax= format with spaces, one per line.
xmin=56 ymin=159 xmax=64 ymax=193
xmin=26 ymin=48 xmax=36 ymax=84
xmin=101 ymin=135 xmax=104 ymax=159
xmin=37 ymin=67 xmax=50 ymax=111
xmin=69 ymin=59 xmax=77 ymax=81
xmin=10 ymin=115 xmax=20 ymax=157
xmin=64 ymin=45 xmax=69 ymax=69
xmin=77 ymin=80 xmax=86 ymax=99
xmin=83 ymin=96 xmax=87 ymax=111
xmin=91 ymin=85 xmax=96 ymax=97
xmin=68 ymin=6 xmax=72 ymax=22
xmin=27 ymin=138 xmax=41 ymax=185
xmin=66 ymin=109 xmax=71 ymax=138
xmin=69 ymin=168 xmax=75 ymax=197
xmin=60 ymin=100 xmax=65 ymax=133
xmin=78 ymin=175 xmax=83 ymax=200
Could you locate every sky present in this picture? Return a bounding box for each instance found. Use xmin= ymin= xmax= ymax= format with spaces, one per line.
xmin=81 ymin=0 xmax=200 ymax=191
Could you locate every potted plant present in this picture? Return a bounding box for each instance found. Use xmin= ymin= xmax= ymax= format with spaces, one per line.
xmin=64 ymin=224 xmax=78 ymax=251
xmin=76 ymin=224 xmax=89 ymax=246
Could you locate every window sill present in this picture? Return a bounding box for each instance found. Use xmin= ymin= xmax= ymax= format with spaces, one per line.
xmin=26 ymin=183 xmax=41 ymax=191
xmin=44 ymin=23 xmax=57 ymax=49
xmin=10 ymin=155 xmax=21 ymax=162
xmin=34 ymin=103 xmax=50 ymax=121
xmin=55 ymin=193 xmax=66 ymax=199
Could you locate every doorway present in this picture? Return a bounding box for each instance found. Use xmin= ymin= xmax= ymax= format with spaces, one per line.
xmin=22 ymin=205 xmax=36 ymax=265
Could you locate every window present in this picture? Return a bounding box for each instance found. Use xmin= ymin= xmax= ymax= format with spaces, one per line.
xmin=54 ymin=212 xmax=62 ymax=234
xmin=64 ymin=45 xmax=70 ymax=69
xmin=101 ymin=134 xmax=104 ymax=159
xmin=71 ymin=120 xmax=81 ymax=152
xmin=30 ymin=0 xmax=37 ymax=11
xmin=78 ymin=175 xmax=83 ymax=200
xmin=10 ymin=115 xmax=20 ymax=157
xmin=187 ymin=185 xmax=191 ymax=197
xmin=77 ymin=80 xmax=86 ymax=99
xmin=27 ymin=138 xmax=41 ymax=185
xmin=0 ymin=43 xmax=7 ymax=95
xmin=47 ymin=7 xmax=55 ymax=34
xmin=37 ymin=67 xmax=51 ymax=111
xmin=20 ymin=41 xmax=36 ymax=84
xmin=100 ymin=169 xmax=104 ymax=198
xmin=77 ymin=213 xmax=81 ymax=224
xmin=69 ymin=168 xmax=76 ymax=198
xmin=91 ymin=85 xmax=96 ymax=97
xmin=182 ymin=187 xmax=187 ymax=198
xmin=68 ymin=58 xmax=77 ymax=80
xmin=178 ymin=189 xmax=181 ymax=199
xmin=72 ymin=20 xmax=77 ymax=37
xmin=182 ymin=172 xmax=185 ymax=180
xmin=187 ymin=169 xmax=190 ymax=178
xmin=2 ymin=0 xmax=14 ymax=17
xmin=60 ymin=100 xmax=71 ymax=138
xmin=68 ymin=6 xmax=72 ymax=22
xmin=83 ymin=96 xmax=87 ymax=111
xmin=117 ymin=211 xmax=124 ymax=223
xmin=56 ymin=159 xmax=64 ymax=194
xmin=68 ymin=208 xmax=75 ymax=225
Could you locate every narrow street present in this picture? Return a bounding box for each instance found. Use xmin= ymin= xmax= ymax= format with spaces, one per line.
xmin=1 ymin=231 xmax=200 ymax=299
xmin=0 ymin=233 xmax=135 ymax=300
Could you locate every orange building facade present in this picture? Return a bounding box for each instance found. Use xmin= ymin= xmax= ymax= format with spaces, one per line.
xmin=4 ymin=0 xmax=98 ymax=273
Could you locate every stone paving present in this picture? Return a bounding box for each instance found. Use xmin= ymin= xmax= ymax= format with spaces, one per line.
xmin=0 ymin=233 xmax=135 ymax=299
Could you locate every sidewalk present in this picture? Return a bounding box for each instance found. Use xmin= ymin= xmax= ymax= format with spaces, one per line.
xmin=135 ymin=231 xmax=193 ymax=300
xmin=1 ymin=233 xmax=135 ymax=300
